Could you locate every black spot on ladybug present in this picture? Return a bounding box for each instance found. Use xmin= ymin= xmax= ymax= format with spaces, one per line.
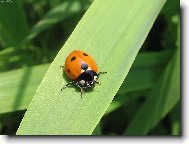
xmin=83 ymin=53 xmax=88 ymax=56
xmin=67 ymin=69 xmax=70 ymax=73
xmin=71 ymin=56 xmax=76 ymax=61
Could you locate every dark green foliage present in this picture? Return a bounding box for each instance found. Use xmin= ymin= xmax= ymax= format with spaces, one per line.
xmin=0 ymin=0 xmax=180 ymax=135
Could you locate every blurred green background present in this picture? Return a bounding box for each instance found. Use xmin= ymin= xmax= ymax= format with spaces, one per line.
xmin=0 ymin=0 xmax=180 ymax=135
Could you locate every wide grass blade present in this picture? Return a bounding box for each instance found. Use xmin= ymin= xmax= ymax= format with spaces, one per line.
xmin=0 ymin=51 xmax=171 ymax=114
xmin=17 ymin=0 xmax=166 ymax=135
xmin=0 ymin=64 xmax=49 ymax=114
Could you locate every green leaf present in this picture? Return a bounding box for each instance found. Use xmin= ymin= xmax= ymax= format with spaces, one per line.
xmin=119 ymin=50 xmax=172 ymax=94
xmin=0 ymin=51 xmax=171 ymax=114
xmin=124 ymin=22 xmax=180 ymax=135
xmin=25 ymin=0 xmax=90 ymax=41
xmin=0 ymin=1 xmax=29 ymax=47
xmin=16 ymin=0 xmax=166 ymax=135
xmin=92 ymin=123 xmax=101 ymax=135
xmin=170 ymin=104 xmax=180 ymax=135
xmin=124 ymin=48 xmax=180 ymax=135
xmin=0 ymin=64 xmax=49 ymax=114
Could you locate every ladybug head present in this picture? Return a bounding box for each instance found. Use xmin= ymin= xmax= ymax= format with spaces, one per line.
xmin=76 ymin=70 xmax=98 ymax=89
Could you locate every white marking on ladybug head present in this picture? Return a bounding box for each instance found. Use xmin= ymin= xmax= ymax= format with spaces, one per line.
xmin=87 ymin=67 xmax=92 ymax=71
xmin=94 ymin=76 xmax=97 ymax=81
xmin=79 ymin=80 xmax=85 ymax=85
xmin=80 ymin=66 xmax=92 ymax=73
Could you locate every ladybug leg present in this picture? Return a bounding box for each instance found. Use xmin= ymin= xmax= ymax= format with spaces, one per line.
xmin=95 ymin=72 xmax=107 ymax=85
xmin=61 ymin=81 xmax=74 ymax=91
xmin=77 ymin=85 xmax=84 ymax=98
xmin=60 ymin=66 xmax=64 ymax=77
xmin=95 ymin=81 xmax=101 ymax=85
xmin=98 ymin=72 xmax=107 ymax=75
xmin=80 ymin=88 xmax=84 ymax=98
xmin=97 ymin=72 xmax=107 ymax=79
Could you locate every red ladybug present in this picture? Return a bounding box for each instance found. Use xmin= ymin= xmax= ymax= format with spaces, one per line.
xmin=61 ymin=50 xmax=106 ymax=97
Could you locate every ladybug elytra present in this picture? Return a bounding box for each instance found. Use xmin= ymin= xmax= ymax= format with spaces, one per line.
xmin=61 ymin=50 xmax=106 ymax=97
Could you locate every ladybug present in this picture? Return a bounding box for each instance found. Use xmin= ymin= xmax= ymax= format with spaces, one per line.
xmin=61 ymin=50 xmax=106 ymax=97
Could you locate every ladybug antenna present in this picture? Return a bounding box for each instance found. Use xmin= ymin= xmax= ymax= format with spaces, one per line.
xmin=61 ymin=81 xmax=74 ymax=91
